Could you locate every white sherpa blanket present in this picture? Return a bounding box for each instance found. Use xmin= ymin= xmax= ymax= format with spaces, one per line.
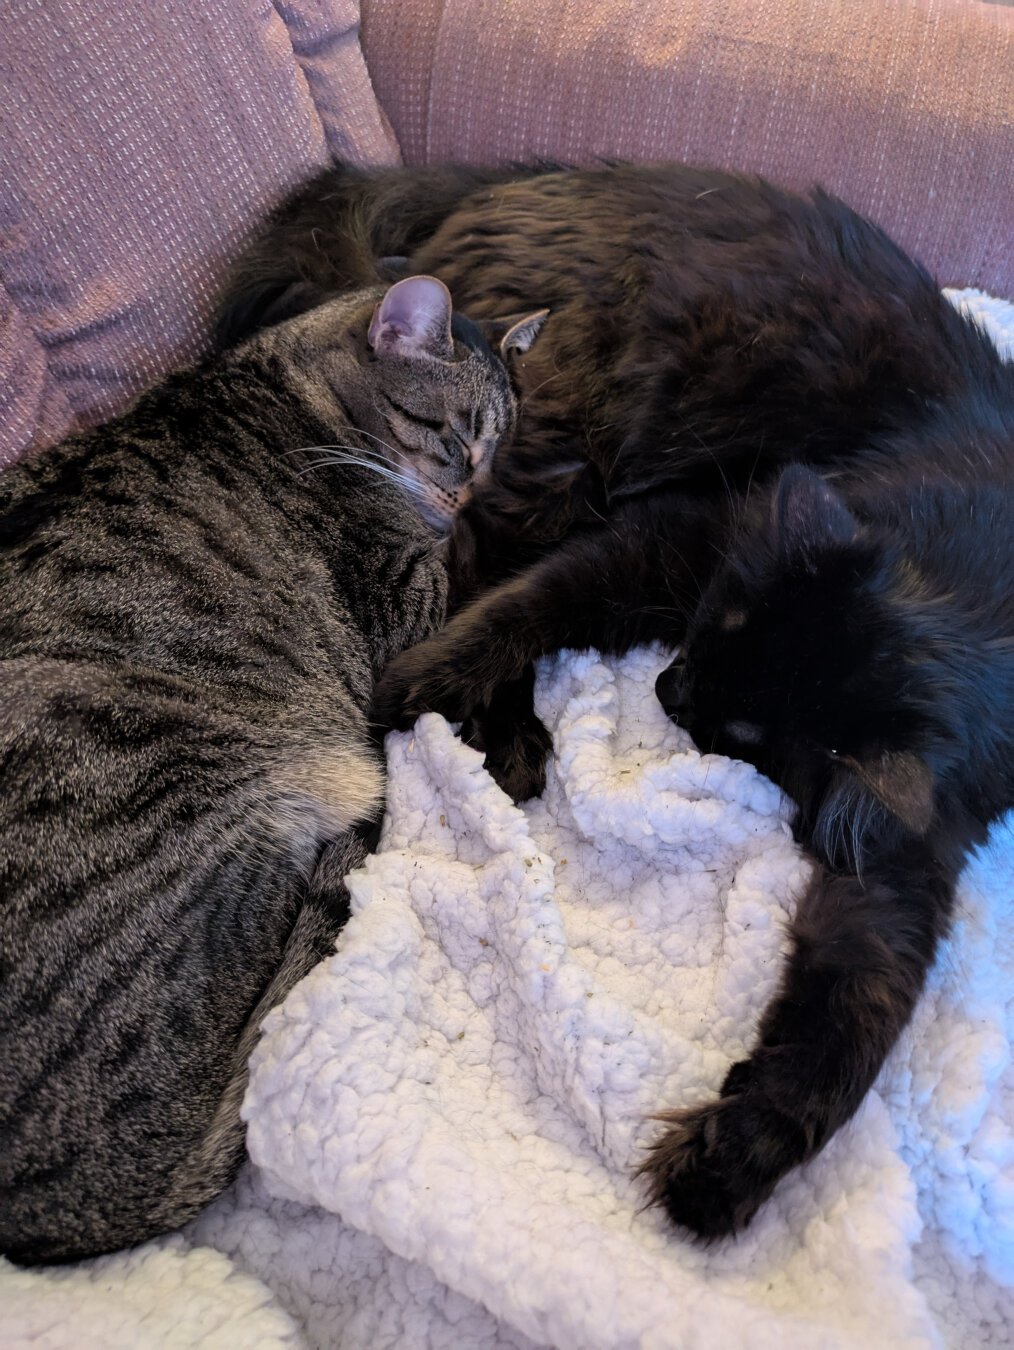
xmin=4 ymin=290 xmax=1014 ymax=1350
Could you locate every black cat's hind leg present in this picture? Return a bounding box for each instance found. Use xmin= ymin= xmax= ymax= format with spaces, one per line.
xmin=639 ymin=845 xmax=955 ymax=1239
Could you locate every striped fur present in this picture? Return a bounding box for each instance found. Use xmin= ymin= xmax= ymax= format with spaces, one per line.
xmin=0 ymin=283 xmax=521 ymax=1263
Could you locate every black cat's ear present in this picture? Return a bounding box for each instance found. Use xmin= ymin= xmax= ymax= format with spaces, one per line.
xmin=845 ymin=749 xmax=935 ymax=835
xmin=774 ymin=465 xmax=858 ymax=568
xmin=368 ymin=276 xmax=454 ymax=360
xmin=480 ymin=309 xmax=550 ymax=360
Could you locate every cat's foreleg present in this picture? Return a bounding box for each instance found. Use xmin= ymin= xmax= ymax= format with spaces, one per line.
xmin=638 ymin=843 xmax=955 ymax=1239
xmin=372 ymin=491 xmax=708 ymax=730
xmin=459 ymin=666 xmax=555 ymax=802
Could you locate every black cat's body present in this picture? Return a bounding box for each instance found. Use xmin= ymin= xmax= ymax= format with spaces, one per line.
xmin=0 ymin=279 xmax=529 ymax=1264
xmin=219 ymin=161 xmax=978 ymax=588
xmin=218 ymin=162 xmax=1014 ymax=1237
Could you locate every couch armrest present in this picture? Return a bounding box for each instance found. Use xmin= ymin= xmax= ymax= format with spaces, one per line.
xmin=360 ymin=0 xmax=1013 ymax=296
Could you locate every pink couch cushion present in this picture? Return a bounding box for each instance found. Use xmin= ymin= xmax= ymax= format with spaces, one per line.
xmin=361 ymin=0 xmax=1013 ymax=299
xmin=0 ymin=0 xmax=399 ymax=468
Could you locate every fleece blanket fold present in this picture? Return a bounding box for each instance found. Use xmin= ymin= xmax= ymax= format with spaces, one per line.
xmin=3 ymin=290 xmax=1013 ymax=1350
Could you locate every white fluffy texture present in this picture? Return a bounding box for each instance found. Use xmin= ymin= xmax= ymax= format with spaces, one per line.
xmin=3 ymin=290 xmax=1013 ymax=1349
xmin=0 ymin=1238 xmax=302 ymax=1347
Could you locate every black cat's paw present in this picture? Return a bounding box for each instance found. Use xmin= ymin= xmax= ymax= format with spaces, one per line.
xmin=373 ymin=636 xmax=480 ymax=731
xmin=472 ymin=715 xmax=553 ymax=803
xmin=637 ymin=1101 xmax=763 ymax=1240
xmin=637 ymin=1091 xmax=806 ymax=1240
xmin=719 ymin=1058 xmax=754 ymax=1097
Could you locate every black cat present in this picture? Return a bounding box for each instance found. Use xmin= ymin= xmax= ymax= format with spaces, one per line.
xmin=218 ymin=161 xmax=1014 ymax=1237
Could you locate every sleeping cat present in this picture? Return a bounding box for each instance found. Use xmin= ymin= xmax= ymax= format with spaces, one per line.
xmin=644 ymin=457 xmax=1014 ymax=1235
xmin=218 ymin=160 xmax=1014 ymax=1238
xmin=0 ymin=275 xmax=544 ymax=1265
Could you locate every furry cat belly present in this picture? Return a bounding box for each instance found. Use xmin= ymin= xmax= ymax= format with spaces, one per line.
xmin=0 ymin=506 xmax=398 ymax=1265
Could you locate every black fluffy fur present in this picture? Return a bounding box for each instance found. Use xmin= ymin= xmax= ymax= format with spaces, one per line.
xmin=217 ymin=160 xmax=1014 ymax=1238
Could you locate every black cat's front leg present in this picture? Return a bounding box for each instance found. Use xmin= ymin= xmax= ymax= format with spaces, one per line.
xmin=372 ymin=490 xmax=711 ymax=731
xmin=640 ymin=845 xmax=956 ymax=1239
xmin=460 ymin=667 xmax=554 ymax=803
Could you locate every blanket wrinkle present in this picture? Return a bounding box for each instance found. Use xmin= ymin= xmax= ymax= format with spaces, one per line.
xmin=3 ymin=289 xmax=1013 ymax=1350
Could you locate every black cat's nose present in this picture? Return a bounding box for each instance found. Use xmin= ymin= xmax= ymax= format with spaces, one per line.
xmin=654 ymin=665 xmax=679 ymax=705
xmin=655 ymin=660 xmax=691 ymax=725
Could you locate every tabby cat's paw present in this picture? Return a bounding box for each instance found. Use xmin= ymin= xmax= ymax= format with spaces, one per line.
xmin=372 ymin=637 xmax=479 ymax=731
xmin=638 ymin=1091 xmax=805 ymax=1240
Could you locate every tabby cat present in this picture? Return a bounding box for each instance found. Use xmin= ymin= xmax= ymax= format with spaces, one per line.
xmin=0 ymin=275 xmax=543 ymax=1264
xmin=218 ymin=161 xmax=1014 ymax=1238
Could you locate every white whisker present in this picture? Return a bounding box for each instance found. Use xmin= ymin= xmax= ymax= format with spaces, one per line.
xmin=283 ymin=440 xmax=414 ymax=478
xmin=293 ymin=451 xmax=426 ymax=497
xmin=280 ymin=443 xmax=367 ymax=457
xmin=350 ymin=424 xmax=402 ymax=458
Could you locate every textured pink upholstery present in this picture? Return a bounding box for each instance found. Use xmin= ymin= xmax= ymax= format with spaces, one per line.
xmin=0 ymin=0 xmax=399 ymax=468
xmin=1 ymin=0 xmax=1010 ymax=467
xmin=361 ymin=0 xmax=1014 ymax=297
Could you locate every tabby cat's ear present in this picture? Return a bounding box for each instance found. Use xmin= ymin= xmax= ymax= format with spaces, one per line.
xmin=844 ymin=748 xmax=935 ymax=835
xmin=773 ymin=465 xmax=858 ymax=568
xmin=480 ymin=309 xmax=550 ymax=360
xmin=368 ymin=276 xmax=454 ymax=360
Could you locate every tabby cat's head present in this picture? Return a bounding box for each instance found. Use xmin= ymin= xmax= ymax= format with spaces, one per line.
xmin=279 ymin=276 xmax=547 ymax=531
xmin=655 ymin=466 xmax=941 ymax=870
